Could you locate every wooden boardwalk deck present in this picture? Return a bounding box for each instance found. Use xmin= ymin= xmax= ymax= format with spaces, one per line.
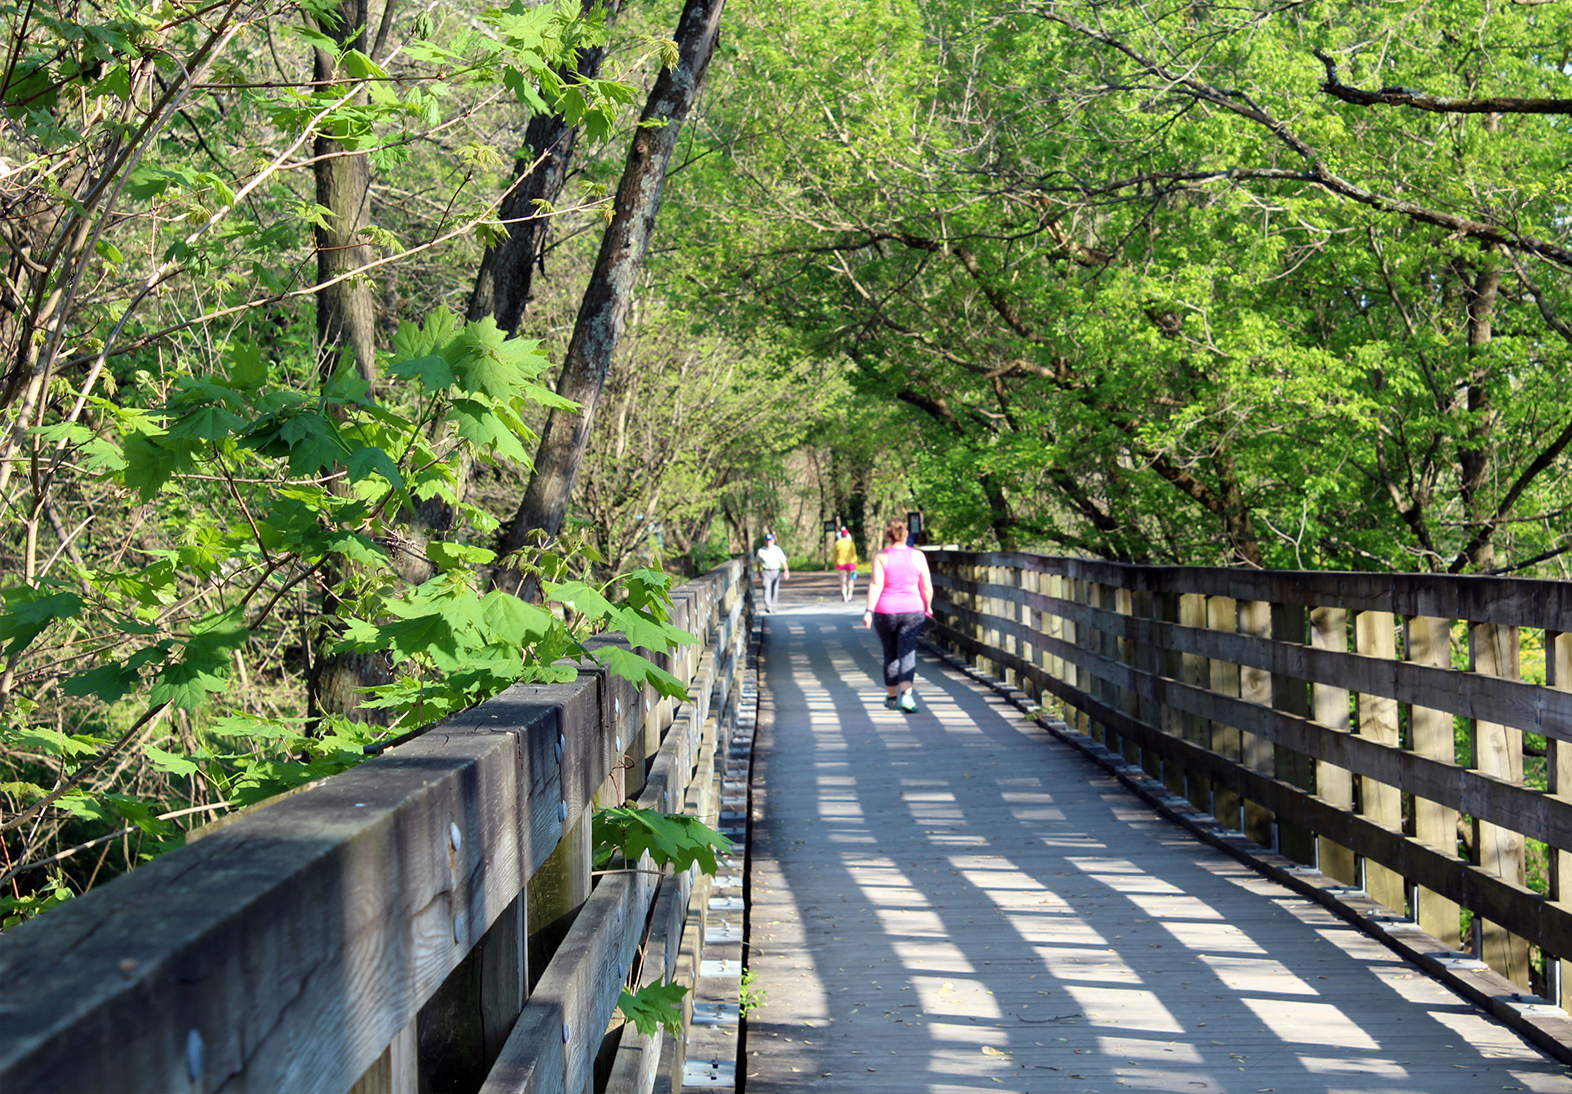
xmin=742 ymin=575 xmax=1572 ymax=1093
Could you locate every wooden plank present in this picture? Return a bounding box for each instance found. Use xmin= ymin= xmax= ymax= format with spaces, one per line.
xmin=1208 ymin=595 xmax=1242 ymax=829
xmin=748 ymin=600 xmax=1572 ymax=1092
xmin=1409 ymin=615 xmax=1462 ymax=949
xmin=953 ymin=610 xmax=1572 ymax=857
xmin=1271 ymin=602 xmax=1315 ymax=865
xmin=1356 ymin=610 xmax=1406 ymax=915
xmin=1239 ymin=598 xmax=1275 ymax=847
xmin=1473 ymin=620 xmax=1531 ymax=988
xmin=1180 ymin=592 xmax=1211 ymax=814
xmin=0 ymin=698 xmax=556 ymax=1094
xmin=484 ymin=860 xmax=649 ymax=1094
xmin=1010 ymin=589 xmax=1572 ymax=744
xmin=1157 ymin=591 xmax=1187 ymax=798
xmin=1552 ymin=631 xmax=1572 ymax=1005
xmin=973 ymin=554 xmax=1572 ymax=630
xmin=1013 ymin=645 xmax=1572 ymax=959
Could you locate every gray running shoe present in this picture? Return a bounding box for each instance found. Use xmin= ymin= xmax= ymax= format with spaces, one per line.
xmin=884 ymin=695 xmax=901 ymax=710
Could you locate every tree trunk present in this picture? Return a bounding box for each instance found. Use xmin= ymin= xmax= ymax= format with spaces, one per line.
xmin=1454 ymin=255 xmax=1502 ymax=573
xmin=495 ymin=0 xmax=727 ymax=595
xmin=308 ymin=0 xmax=391 ymax=722
xmin=467 ymin=0 xmax=625 ymax=333
xmin=312 ymin=2 xmax=378 ymax=384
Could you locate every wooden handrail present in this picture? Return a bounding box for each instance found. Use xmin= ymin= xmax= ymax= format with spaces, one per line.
xmin=926 ymin=551 xmax=1572 ymax=1004
xmin=0 ymin=561 xmax=751 ymax=1094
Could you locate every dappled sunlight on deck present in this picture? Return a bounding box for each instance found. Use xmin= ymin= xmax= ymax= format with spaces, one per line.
xmin=744 ymin=580 xmax=1572 ymax=1093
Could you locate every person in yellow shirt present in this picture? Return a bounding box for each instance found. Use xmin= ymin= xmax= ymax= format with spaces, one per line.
xmin=832 ymin=526 xmax=859 ymax=602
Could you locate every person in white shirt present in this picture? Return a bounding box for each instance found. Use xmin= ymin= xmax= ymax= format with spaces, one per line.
xmin=756 ymin=531 xmax=789 ymax=613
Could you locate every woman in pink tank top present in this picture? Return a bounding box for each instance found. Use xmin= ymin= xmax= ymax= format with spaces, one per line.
xmin=863 ymin=517 xmax=934 ymax=713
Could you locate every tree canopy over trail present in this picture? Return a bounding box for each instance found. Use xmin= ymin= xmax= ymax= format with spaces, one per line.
xmin=5 ymin=0 xmax=1572 ymax=914
xmin=678 ymin=0 xmax=1572 ymax=573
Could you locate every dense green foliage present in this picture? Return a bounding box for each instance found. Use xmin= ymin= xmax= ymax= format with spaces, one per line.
xmin=675 ymin=0 xmax=1572 ymax=573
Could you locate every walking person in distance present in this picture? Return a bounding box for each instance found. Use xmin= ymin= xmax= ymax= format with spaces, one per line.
xmin=756 ymin=531 xmax=789 ymax=613
xmin=833 ymin=526 xmax=859 ymax=602
xmin=863 ymin=517 xmax=933 ymax=712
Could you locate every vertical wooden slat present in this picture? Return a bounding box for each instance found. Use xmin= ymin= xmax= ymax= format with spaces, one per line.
xmin=1407 ymin=615 xmax=1461 ymax=949
xmin=1471 ymin=620 xmax=1530 ymax=987
xmin=1238 ymin=599 xmax=1275 ymax=847
xmin=1115 ymin=586 xmax=1140 ymax=766
xmin=1132 ymin=588 xmax=1162 ymax=779
xmin=1096 ymin=582 xmax=1118 ymax=750
xmin=526 ymin=808 xmax=592 ymax=994
xmin=1355 ymin=610 xmax=1405 ymax=915
xmin=1311 ymin=606 xmax=1357 ymax=886
xmin=987 ymin=562 xmax=1003 ymax=682
xmin=1271 ymin=603 xmax=1315 ymax=864
xmin=1159 ymin=592 xmax=1187 ymax=797
xmin=1180 ymin=593 xmax=1211 ymax=814
xmin=1046 ymin=572 xmax=1064 ymax=690
xmin=1549 ymin=631 xmax=1572 ymax=1005
xmin=1073 ymin=577 xmax=1092 ymax=737
xmin=1003 ymin=563 xmax=1019 ymax=690
xmin=1207 ymin=596 xmax=1242 ymax=830
xmin=1021 ymin=566 xmax=1039 ymax=706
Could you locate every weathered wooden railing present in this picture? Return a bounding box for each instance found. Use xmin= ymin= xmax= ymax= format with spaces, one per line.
xmin=928 ymin=552 xmax=1572 ymax=1014
xmin=0 ymin=561 xmax=751 ymax=1094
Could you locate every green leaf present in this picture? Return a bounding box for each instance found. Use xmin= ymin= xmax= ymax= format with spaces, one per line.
xmin=594 ymin=645 xmax=689 ymax=701
xmin=286 ymin=23 xmax=340 ymax=51
xmin=150 ymin=659 xmax=228 ymax=710
xmin=617 ymin=981 xmax=688 ymax=1036
xmin=387 ymin=353 xmax=455 ymax=391
xmin=228 ymin=342 xmax=268 ymax=389
xmin=121 ymin=433 xmax=185 ymax=500
xmin=427 ymin=540 xmax=496 ymax=571
xmin=144 ymin=743 xmax=199 ymax=777
xmin=60 ymin=660 xmax=142 ymax=703
xmin=0 ymin=590 xmax=83 ymax=656
xmin=593 ymin=805 xmax=732 ymax=875
xmin=165 ymin=404 xmax=244 ymax=441
xmin=480 ymin=591 xmax=555 ymax=644
xmin=346 ymin=446 xmax=407 ymax=496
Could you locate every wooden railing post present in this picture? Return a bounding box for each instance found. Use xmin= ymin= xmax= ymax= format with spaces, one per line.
xmin=1090 ymin=581 xmax=1112 ymax=748
xmin=1115 ymin=585 xmax=1140 ymax=766
xmin=1355 ymin=610 xmax=1404 ymax=914
xmin=1311 ymin=606 xmax=1356 ymax=885
xmin=526 ymin=805 xmax=593 ymax=993
xmin=1180 ymin=593 xmax=1211 ymax=813
xmin=1549 ymin=631 xmax=1572 ymax=1005
xmin=1003 ymin=562 xmax=1020 ymax=690
xmin=1272 ymin=604 xmax=1315 ymax=865
xmin=1046 ymin=570 xmax=1065 ymax=691
xmin=1158 ymin=591 xmax=1187 ymax=797
xmin=1207 ymin=595 xmax=1242 ymax=829
xmin=1407 ymin=615 xmax=1461 ymax=949
xmin=1471 ymin=620 xmax=1530 ymax=987
xmin=1071 ymin=575 xmax=1091 ymax=736
xmin=1022 ymin=565 xmax=1040 ymax=706
xmin=1131 ymin=587 xmax=1162 ymax=779
xmin=1239 ymin=599 xmax=1275 ymax=847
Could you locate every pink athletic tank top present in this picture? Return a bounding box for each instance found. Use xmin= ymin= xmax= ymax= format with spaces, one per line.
xmin=874 ymin=546 xmax=924 ymax=614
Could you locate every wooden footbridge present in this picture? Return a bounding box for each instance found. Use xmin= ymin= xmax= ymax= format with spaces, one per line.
xmin=7 ymin=555 xmax=1572 ymax=1093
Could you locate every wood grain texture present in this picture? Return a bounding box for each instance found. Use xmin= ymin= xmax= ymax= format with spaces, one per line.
xmin=747 ymin=599 xmax=1572 ymax=1093
xmin=932 ymin=618 xmax=1572 ymax=959
xmin=0 ymin=562 xmax=747 ymax=1094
